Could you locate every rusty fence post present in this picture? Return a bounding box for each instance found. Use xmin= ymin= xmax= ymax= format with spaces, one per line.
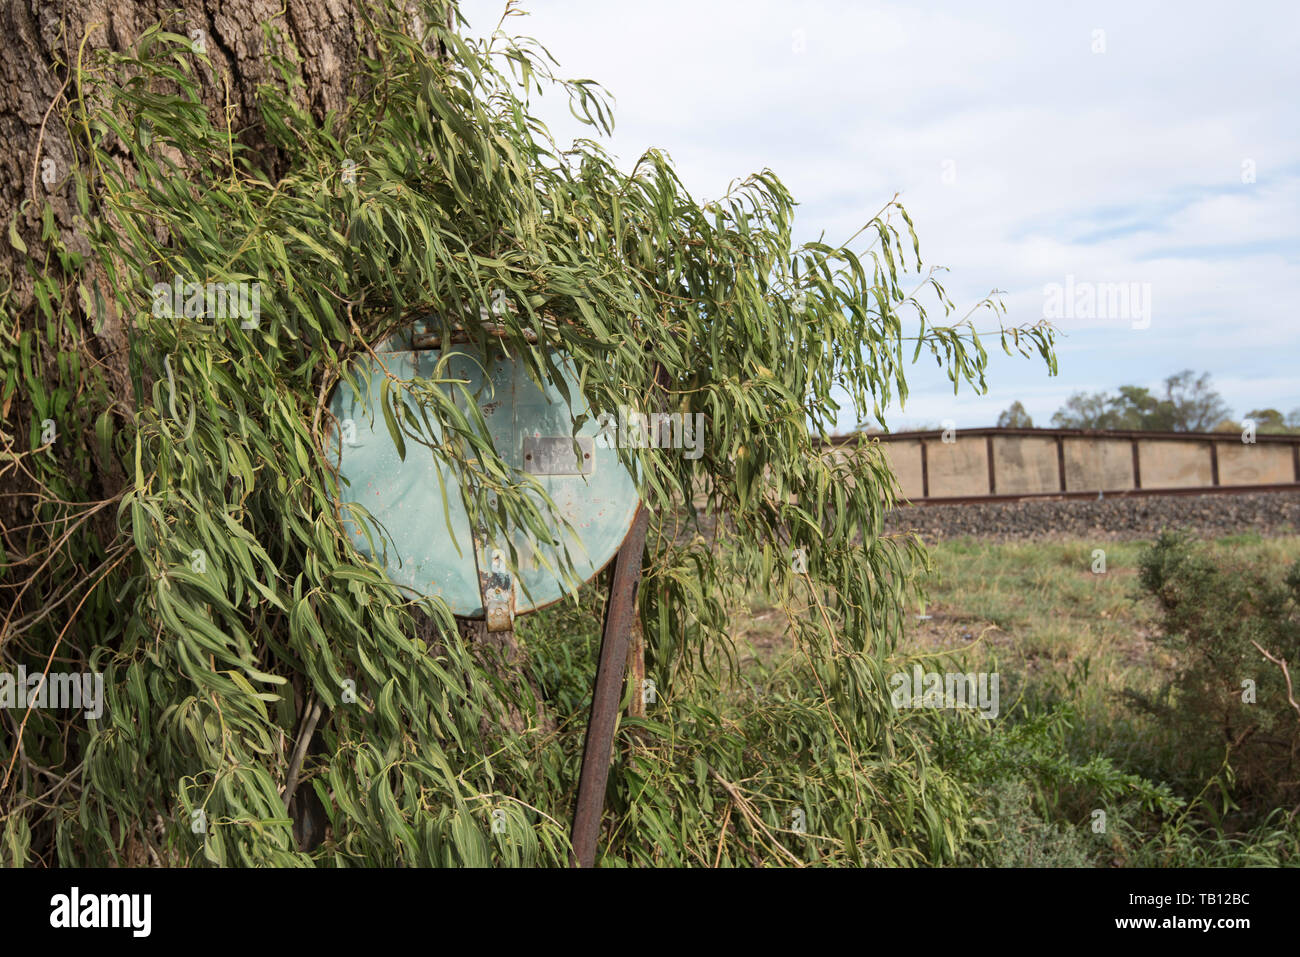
xmin=570 ymin=503 xmax=650 ymax=867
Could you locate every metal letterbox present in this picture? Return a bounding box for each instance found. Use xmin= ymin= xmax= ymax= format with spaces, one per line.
xmin=325 ymin=319 xmax=640 ymax=626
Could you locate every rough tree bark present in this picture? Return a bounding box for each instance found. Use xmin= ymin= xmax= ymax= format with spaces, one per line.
xmin=1 ymin=0 xmax=462 ymax=296
xmin=0 ymin=0 xmax=383 ymax=527
xmin=0 ymin=1 xmax=542 ymax=852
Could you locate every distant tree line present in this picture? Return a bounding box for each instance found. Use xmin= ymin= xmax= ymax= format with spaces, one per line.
xmin=996 ymin=370 xmax=1300 ymax=434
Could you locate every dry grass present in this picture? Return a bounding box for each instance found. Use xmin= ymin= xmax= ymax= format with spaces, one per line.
xmin=732 ymin=531 xmax=1300 ymax=708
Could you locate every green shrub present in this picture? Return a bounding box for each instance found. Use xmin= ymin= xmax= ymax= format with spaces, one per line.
xmin=1132 ymin=530 xmax=1300 ymax=822
xmin=965 ymin=779 xmax=1094 ymax=867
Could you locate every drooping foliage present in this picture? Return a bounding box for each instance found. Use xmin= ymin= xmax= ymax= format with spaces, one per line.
xmin=0 ymin=0 xmax=1056 ymax=865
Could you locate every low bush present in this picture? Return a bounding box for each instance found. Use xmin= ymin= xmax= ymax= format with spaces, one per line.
xmin=1131 ymin=531 xmax=1300 ymax=822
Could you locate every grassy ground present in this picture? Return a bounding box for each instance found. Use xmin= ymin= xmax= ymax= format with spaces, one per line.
xmin=738 ymin=531 xmax=1300 ymax=697
xmin=904 ymin=533 xmax=1300 ymax=713
xmin=728 ymin=530 xmax=1300 ymax=865
xmin=518 ymin=525 xmax=1300 ymax=865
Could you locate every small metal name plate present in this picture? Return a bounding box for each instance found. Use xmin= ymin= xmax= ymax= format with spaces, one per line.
xmin=523 ymin=436 xmax=595 ymax=475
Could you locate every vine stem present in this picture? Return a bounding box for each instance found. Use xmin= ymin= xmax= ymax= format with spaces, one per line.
xmin=0 ymin=550 xmax=129 ymax=793
xmin=281 ymin=697 xmax=322 ymax=812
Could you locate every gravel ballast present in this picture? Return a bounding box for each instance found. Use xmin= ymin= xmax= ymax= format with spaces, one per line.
xmin=884 ymin=490 xmax=1300 ymax=543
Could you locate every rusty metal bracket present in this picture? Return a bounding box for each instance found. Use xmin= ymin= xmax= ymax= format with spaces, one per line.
xmin=475 ymin=540 xmax=516 ymax=632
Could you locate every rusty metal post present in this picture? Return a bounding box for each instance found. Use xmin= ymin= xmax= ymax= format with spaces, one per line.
xmin=571 ymin=503 xmax=650 ymax=868
xmin=920 ymin=440 xmax=930 ymax=498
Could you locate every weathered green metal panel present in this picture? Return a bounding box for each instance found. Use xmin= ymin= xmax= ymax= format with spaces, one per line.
xmin=326 ymin=322 xmax=639 ymax=619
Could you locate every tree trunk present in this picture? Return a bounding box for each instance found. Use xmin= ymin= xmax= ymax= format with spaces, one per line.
xmin=2 ymin=0 xmax=383 ymax=347
xmin=454 ymin=615 xmax=554 ymax=737
xmin=0 ymin=0 xmax=472 ymax=850
xmin=0 ymin=0 xmax=465 ymax=573
xmin=0 ymin=0 xmax=394 ymax=555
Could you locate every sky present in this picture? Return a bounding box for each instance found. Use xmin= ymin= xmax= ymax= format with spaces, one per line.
xmin=457 ymin=0 xmax=1300 ymax=432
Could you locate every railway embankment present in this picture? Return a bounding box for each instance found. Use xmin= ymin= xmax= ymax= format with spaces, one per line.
xmin=885 ymin=489 xmax=1300 ymax=543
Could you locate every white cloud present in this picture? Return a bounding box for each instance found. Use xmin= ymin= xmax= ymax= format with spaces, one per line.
xmin=460 ymin=0 xmax=1300 ymax=429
